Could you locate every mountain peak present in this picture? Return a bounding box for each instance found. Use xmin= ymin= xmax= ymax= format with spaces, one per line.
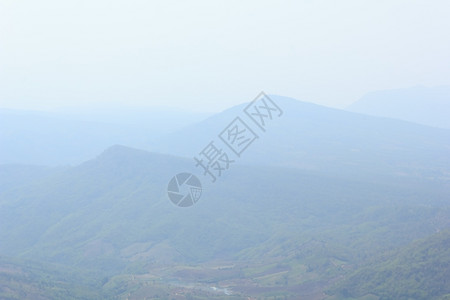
xmin=95 ymin=144 xmax=149 ymax=161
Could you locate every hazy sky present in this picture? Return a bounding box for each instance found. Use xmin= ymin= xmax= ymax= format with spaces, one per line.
xmin=1 ymin=0 xmax=449 ymax=112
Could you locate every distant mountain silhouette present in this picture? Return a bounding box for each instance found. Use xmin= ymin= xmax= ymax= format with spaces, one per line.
xmin=151 ymin=95 xmax=450 ymax=178
xmin=0 ymin=108 xmax=209 ymax=165
xmin=347 ymin=85 xmax=450 ymax=129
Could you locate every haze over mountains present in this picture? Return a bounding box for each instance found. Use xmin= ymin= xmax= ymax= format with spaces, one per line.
xmin=1 ymin=143 xmax=450 ymax=299
xmin=2 ymin=92 xmax=450 ymax=171
xmin=0 ymin=107 xmax=210 ymax=165
xmin=2 ymin=0 xmax=449 ymax=297
xmin=1 ymin=93 xmax=450 ymax=299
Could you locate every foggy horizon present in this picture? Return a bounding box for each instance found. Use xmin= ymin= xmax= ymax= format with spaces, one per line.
xmin=2 ymin=0 xmax=450 ymax=112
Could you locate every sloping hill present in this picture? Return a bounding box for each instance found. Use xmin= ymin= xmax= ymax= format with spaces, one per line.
xmin=1 ymin=145 xmax=449 ymax=267
xmin=329 ymin=230 xmax=450 ymax=300
xmin=0 ymin=256 xmax=108 ymax=300
xmin=0 ymin=145 xmax=449 ymax=298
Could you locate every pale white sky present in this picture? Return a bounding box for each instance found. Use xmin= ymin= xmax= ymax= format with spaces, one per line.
xmin=1 ymin=0 xmax=449 ymax=112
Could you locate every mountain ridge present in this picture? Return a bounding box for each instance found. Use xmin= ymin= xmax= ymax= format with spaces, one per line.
xmin=151 ymin=94 xmax=450 ymax=179
xmin=347 ymin=85 xmax=450 ymax=129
